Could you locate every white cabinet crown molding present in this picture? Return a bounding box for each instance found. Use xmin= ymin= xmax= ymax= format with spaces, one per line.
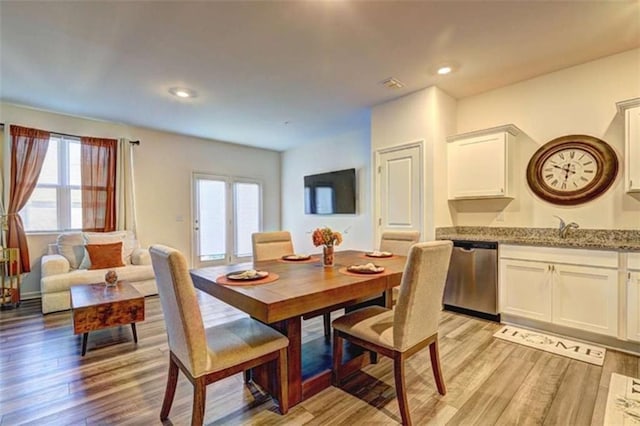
xmin=446 ymin=124 xmax=521 ymax=143
xmin=616 ymin=97 xmax=640 ymax=114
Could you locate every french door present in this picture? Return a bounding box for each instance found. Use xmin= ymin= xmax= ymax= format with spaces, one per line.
xmin=192 ymin=173 xmax=262 ymax=268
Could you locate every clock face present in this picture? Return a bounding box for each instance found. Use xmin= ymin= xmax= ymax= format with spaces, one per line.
xmin=541 ymin=148 xmax=597 ymax=192
xmin=527 ymin=135 xmax=618 ymax=205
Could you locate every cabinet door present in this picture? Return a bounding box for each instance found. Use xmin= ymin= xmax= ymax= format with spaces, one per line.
xmin=448 ymin=132 xmax=507 ymax=199
xmin=552 ymin=264 xmax=618 ymax=337
xmin=628 ymin=271 xmax=640 ymax=342
xmin=626 ymin=106 xmax=640 ymax=192
xmin=499 ymin=259 xmax=551 ymax=321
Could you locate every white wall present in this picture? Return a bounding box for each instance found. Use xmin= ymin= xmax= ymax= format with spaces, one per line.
xmin=454 ymin=48 xmax=640 ymax=229
xmin=371 ymin=86 xmax=456 ymax=242
xmin=281 ymin=127 xmax=372 ymax=254
xmin=1 ymin=103 xmax=281 ymax=298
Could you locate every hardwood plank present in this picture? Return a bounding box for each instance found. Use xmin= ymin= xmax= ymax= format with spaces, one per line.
xmin=543 ymin=360 xmax=601 ymax=425
xmin=447 ymin=345 xmax=542 ymax=425
xmin=1 ymin=294 xmax=638 ymax=425
xmin=494 ymin=352 xmax=570 ymax=425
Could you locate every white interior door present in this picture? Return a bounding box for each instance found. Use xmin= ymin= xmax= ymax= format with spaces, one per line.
xmin=377 ymin=143 xmax=423 ymax=243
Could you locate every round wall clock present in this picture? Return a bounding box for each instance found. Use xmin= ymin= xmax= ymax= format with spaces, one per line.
xmin=526 ymin=135 xmax=618 ymax=205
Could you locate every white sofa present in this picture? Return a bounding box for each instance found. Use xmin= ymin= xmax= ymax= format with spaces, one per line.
xmin=40 ymin=231 xmax=157 ymax=314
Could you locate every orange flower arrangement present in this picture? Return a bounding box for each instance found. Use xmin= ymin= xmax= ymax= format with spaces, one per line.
xmin=312 ymin=227 xmax=343 ymax=247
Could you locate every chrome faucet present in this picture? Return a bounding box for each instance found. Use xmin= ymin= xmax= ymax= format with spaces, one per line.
xmin=553 ymin=215 xmax=579 ymax=238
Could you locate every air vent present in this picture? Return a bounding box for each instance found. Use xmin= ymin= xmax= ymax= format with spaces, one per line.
xmin=380 ymin=77 xmax=405 ymax=89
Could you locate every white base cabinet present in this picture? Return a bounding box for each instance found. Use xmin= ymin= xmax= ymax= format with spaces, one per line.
xmin=627 ymin=253 xmax=640 ymax=342
xmin=500 ymin=259 xmax=551 ymax=322
xmin=499 ymin=245 xmax=619 ymax=337
xmin=552 ymin=263 xmax=618 ymax=336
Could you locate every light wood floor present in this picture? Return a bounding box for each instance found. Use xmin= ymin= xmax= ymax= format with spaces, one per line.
xmin=1 ymin=293 xmax=638 ymax=425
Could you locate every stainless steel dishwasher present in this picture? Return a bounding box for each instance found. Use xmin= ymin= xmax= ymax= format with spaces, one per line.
xmin=443 ymin=240 xmax=499 ymax=321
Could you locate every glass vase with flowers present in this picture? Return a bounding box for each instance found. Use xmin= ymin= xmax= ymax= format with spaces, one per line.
xmin=312 ymin=227 xmax=343 ymax=267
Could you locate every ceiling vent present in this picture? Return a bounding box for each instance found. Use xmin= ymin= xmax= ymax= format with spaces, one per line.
xmin=381 ymin=77 xmax=405 ymax=89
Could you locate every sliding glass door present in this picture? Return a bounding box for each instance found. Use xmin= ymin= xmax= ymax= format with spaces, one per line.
xmin=192 ymin=174 xmax=262 ymax=268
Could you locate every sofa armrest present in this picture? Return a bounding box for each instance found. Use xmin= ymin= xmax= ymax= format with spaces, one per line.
xmin=131 ymin=248 xmax=151 ymax=265
xmin=41 ymin=254 xmax=70 ymax=277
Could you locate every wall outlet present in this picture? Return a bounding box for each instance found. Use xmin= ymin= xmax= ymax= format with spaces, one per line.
xmin=175 ymin=215 xmax=184 ymax=222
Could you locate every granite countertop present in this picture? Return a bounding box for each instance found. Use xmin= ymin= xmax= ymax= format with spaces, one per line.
xmin=436 ymin=226 xmax=640 ymax=252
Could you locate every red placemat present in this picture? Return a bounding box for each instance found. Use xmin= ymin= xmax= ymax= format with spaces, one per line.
xmin=338 ymin=266 xmax=387 ymax=278
xmin=216 ymin=272 xmax=280 ymax=286
xmin=359 ymin=253 xmax=395 ymax=260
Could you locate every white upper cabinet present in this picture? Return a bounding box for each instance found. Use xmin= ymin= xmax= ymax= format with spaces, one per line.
xmin=447 ymin=124 xmax=520 ymax=199
xmin=617 ymin=98 xmax=640 ymax=192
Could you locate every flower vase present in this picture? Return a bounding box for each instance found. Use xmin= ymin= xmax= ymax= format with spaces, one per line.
xmin=322 ymin=245 xmax=334 ymax=267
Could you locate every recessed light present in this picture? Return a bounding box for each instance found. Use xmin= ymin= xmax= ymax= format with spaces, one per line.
xmin=437 ymin=66 xmax=453 ymax=75
xmin=169 ymin=87 xmax=197 ymax=98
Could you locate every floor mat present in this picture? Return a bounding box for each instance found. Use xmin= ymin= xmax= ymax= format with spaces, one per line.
xmin=493 ymin=325 xmax=605 ymax=366
xmin=604 ymin=373 xmax=640 ymax=425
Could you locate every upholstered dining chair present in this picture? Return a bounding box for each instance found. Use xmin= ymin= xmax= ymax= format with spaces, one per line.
xmin=252 ymin=231 xmax=333 ymax=338
xmin=251 ymin=231 xmax=295 ymax=261
xmin=379 ymin=230 xmax=420 ymax=304
xmin=150 ymin=245 xmax=289 ymax=425
xmin=332 ymin=240 xmax=453 ymax=426
xmin=379 ymin=230 xmax=421 ymax=255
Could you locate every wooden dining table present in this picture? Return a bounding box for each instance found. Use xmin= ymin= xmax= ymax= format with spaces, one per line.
xmin=190 ymin=250 xmax=407 ymax=408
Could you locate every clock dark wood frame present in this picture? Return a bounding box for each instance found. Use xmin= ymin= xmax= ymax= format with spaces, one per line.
xmin=526 ymin=135 xmax=618 ymax=205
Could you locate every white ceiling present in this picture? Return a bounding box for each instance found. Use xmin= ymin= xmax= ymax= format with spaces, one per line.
xmin=1 ymin=1 xmax=639 ymax=151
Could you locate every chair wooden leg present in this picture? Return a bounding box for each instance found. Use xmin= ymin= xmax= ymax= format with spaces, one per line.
xmin=191 ymin=377 xmax=206 ymax=426
xmin=160 ymin=355 xmax=179 ymax=421
xmin=323 ymin=313 xmax=331 ymax=339
xmin=429 ymin=339 xmax=446 ymax=395
xmin=393 ymin=354 xmax=412 ymax=426
xmin=276 ymin=348 xmax=289 ymax=414
xmin=244 ymin=369 xmax=252 ymax=383
xmin=332 ymin=332 xmax=343 ymax=386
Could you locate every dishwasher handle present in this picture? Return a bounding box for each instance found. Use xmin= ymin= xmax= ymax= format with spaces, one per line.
xmin=452 ymin=240 xmax=498 ymax=250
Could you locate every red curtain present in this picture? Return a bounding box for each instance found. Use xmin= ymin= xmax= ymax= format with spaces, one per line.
xmin=80 ymin=137 xmax=117 ymax=232
xmin=8 ymin=125 xmax=50 ymax=273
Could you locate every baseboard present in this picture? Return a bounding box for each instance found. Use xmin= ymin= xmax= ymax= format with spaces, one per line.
xmin=19 ymin=291 xmax=41 ymax=300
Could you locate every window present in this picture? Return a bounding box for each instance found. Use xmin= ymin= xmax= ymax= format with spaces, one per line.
xmin=193 ymin=174 xmax=262 ymax=267
xmin=20 ymin=135 xmax=82 ymax=232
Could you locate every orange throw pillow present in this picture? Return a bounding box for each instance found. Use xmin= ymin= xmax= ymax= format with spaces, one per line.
xmin=85 ymin=242 xmax=125 ymax=270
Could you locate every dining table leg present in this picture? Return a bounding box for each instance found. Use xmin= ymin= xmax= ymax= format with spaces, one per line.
xmin=252 ymin=316 xmax=303 ymax=407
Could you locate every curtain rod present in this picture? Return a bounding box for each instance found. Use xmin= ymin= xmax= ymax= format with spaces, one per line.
xmin=0 ymin=123 xmax=140 ymax=145
xmin=52 ymin=131 xmax=141 ymax=145
xmin=0 ymin=122 xmax=139 ymax=144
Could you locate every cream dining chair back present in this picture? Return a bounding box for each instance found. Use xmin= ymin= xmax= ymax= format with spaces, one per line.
xmin=380 ymin=230 xmax=420 ymax=304
xmin=150 ymin=244 xmax=289 ymax=425
xmin=379 ymin=230 xmax=421 ymax=256
xmin=252 ymin=231 xmax=295 ymax=261
xmin=251 ymin=230 xmax=333 ymax=339
xmin=332 ymin=240 xmax=453 ymax=426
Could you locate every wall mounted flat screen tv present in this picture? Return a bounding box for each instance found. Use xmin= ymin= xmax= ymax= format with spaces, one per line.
xmin=304 ymin=168 xmax=356 ymax=214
